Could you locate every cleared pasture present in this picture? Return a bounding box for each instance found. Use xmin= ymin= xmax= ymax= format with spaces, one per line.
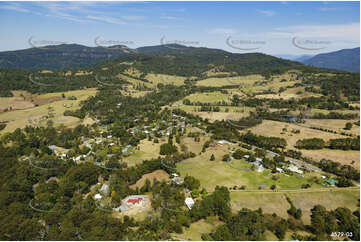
xmin=230 ymin=188 xmax=360 ymax=224
xmin=177 ymin=145 xmax=324 ymax=192
xmin=304 ymin=119 xmax=360 ymax=136
xmin=146 ymin=73 xmax=187 ymax=86
xmin=122 ymin=139 xmax=164 ymax=166
xmin=0 ymin=89 xmax=97 ymax=133
xmin=172 ymin=216 xmax=222 ymax=241
xmin=196 ymin=74 xmax=264 ymax=87
xmin=247 ymin=120 xmax=347 ymax=149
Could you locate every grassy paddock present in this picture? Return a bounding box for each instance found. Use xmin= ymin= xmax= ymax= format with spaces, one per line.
xmin=177 ymin=146 xmax=324 ymax=191
xmin=230 ymin=188 xmax=359 ymax=224
xmin=0 ymin=89 xmax=97 ymax=133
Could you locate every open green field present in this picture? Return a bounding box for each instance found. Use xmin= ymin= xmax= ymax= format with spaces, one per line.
xmin=172 ymin=216 xmax=222 ymax=241
xmin=0 ymin=89 xmax=97 ymax=133
xmin=196 ymin=74 xmax=264 ymax=87
xmin=183 ymin=91 xmax=231 ymax=103
xmin=177 ymin=145 xmax=324 ymax=191
xmin=304 ymin=119 xmax=360 ymax=136
xmin=247 ymin=120 xmax=347 ymax=149
xmin=146 ymin=73 xmax=187 ymax=87
xmin=288 ymin=189 xmax=360 ymax=224
xmin=122 ymin=139 xmax=165 ymax=166
xmin=247 ymin=120 xmax=360 ymax=169
xmin=255 ymin=86 xmax=322 ymax=100
xmin=230 ymin=188 xmax=360 ymax=224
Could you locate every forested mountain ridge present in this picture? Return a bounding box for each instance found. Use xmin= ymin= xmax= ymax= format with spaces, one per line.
xmin=0 ymin=43 xmax=324 ymax=75
xmin=302 ymin=47 xmax=360 ymax=73
xmin=0 ymin=44 xmax=132 ymax=70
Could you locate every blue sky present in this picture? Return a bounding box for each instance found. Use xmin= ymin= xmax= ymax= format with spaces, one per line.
xmin=0 ymin=1 xmax=359 ymax=56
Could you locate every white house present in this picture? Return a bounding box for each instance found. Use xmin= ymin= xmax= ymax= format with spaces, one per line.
xmin=172 ymin=177 xmax=184 ymax=185
xmin=73 ymin=154 xmax=87 ymax=162
xmin=257 ymin=165 xmax=264 ymax=173
xmin=217 ymin=140 xmax=234 ymax=146
xmin=288 ymin=165 xmax=303 ymax=174
xmin=255 ymin=157 xmax=263 ymax=163
xmin=100 ymin=184 xmax=110 ymax=197
xmin=185 ymin=197 xmax=195 ymax=210
xmin=243 ymin=155 xmax=250 ymax=159
xmin=94 ymin=194 xmax=102 ymax=200
xmin=276 ymin=168 xmax=283 ymax=173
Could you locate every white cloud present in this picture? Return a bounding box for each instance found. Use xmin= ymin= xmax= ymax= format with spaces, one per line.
xmin=256 ymin=9 xmax=276 ymax=17
xmin=208 ymin=28 xmax=238 ymax=35
xmin=122 ymin=15 xmax=145 ymax=21
xmin=320 ymin=7 xmax=339 ymax=11
xmin=0 ymin=3 xmax=30 ymax=13
xmin=160 ymin=16 xmax=180 ymax=20
xmin=274 ymin=22 xmax=360 ymax=40
xmin=87 ymin=15 xmax=126 ymax=25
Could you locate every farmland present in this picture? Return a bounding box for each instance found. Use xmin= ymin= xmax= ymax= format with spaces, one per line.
xmin=176 ymin=143 xmax=325 ymax=192
xmin=0 ymin=89 xmax=97 ymax=133
xmin=230 ymin=188 xmax=359 ymax=225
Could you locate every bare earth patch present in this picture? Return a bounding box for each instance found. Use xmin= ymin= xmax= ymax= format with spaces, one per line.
xmin=130 ymin=170 xmax=170 ymax=189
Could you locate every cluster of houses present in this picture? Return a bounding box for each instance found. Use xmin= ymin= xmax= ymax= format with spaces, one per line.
xmin=171 ymin=173 xmax=184 ymax=185
xmin=241 ymin=153 xmax=306 ymax=175
xmin=242 ymin=155 xmax=264 ymax=172
xmin=94 ymin=183 xmax=110 ymax=201
xmin=93 ymin=183 xmax=148 ymax=212
xmin=128 ymin=113 xmax=188 ymax=138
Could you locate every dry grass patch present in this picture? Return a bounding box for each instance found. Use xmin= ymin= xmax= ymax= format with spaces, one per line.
xmin=194 ymin=111 xmax=250 ymax=122
xmin=122 ymin=139 xmax=164 ymax=166
xmin=172 ymin=217 xmax=222 ymax=241
xmin=0 ymin=89 xmax=97 ymax=133
xmin=256 ymin=87 xmax=322 ymax=100
xmin=0 ymin=96 xmax=34 ymax=112
xmin=302 ymin=149 xmax=360 ymax=170
xmin=247 ymin=120 xmax=346 ymax=149
xmin=304 ymin=119 xmax=360 ymax=136
xmin=181 ymin=135 xmax=210 ymax=154
xmin=196 ymin=75 xmax=264 ymax=87
xmin=230 ymin=192 xmax=290 ymax=218
xmin=146 ymin=73 xmax=186 ymax=86
xmin=287 ymin=189 xmax=360 ymax=224
xmin=130 ymin=170 xmax=170 ymax=189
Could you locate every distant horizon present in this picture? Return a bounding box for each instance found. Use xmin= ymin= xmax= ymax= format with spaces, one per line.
xmin=1 ymin=41 xmax=360 ymax=61
xmin=0 ymin=1 xmax=359 ymax=56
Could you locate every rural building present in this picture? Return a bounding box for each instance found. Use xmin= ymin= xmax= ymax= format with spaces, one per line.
xmin=282 ymin=115 xmax=298 ymax=122
xmin=48 ymin=145 xmax=68 ymax=158
xmin=217 ymin=140 xmax=234 ymax=146
xmin=73 ymin=154 xmax=87 ymax=162
xmin=172 ymin=177 xmax=184 ymax=185
xmin=243 ymin=155 xmax=250 ymax=159
xmin=276 ymin=168 xmax=283 ymax=173
xmin=255 ymin=157 xmax=263 ymax=163
xmin=100 ymin=184 xmax=110 ymax=197
xmin=185 ymin=197 xmax=195 ymax=210
xmin=122 ymin=145 xmax=134 ymax=153
xmin=94 ymin=194 xmax=102 ymax=200
xmin=257 ymin=165 xmax=264 ymax=172
xmin=287 ymin=165 xmax=303 ymax=174
xmin=326 ymin=179 xmax=338 ymax=186
xmin=122 ymin=195 xmax=147 ymax=209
